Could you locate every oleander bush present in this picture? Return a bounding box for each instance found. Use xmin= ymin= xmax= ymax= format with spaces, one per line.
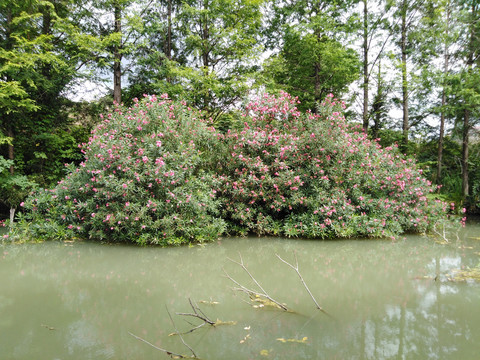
xmin=15 ymin=94 xmax=226 ymax=245
xmin=219 ymin=92 xmax=449 ymax=238
xmin=11 ymin=92 xmax=452 ymax=244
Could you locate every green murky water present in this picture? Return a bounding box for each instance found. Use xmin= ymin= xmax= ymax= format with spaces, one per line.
xmin=1 ymin=222 xmax=479 ymax=359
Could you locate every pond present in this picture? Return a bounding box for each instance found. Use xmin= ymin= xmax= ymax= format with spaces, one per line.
xmin=1 ymin=221 xmax=479 ymax=360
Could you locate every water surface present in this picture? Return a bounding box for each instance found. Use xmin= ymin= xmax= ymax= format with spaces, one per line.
xmin=1 ymin=223 xmax=479 ymax=359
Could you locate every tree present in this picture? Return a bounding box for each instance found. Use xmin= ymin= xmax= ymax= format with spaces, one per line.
xmin=457 ymin=0 xmax=480 ymax=204
xmin=264 ymin=28 xmax=360 ymax=112
xmin=123 ymin=0 xmax=187 ymax=104
xmin=358 ymin=0 xmax=395 ymax=133
xmin=0 ymin=0 xmax=73 ymax=146
xmin=262 ymin=0 xmax=360 ymax=112
xmin=436 ymin=0 xmax=453 ymax=184
xmin=370 ymin=61 xmax=390 ymax=139
xmin=386 ymin=0 xmax=431 ymax=153
xmin=172 ymin=0 xmax=264 ymax=121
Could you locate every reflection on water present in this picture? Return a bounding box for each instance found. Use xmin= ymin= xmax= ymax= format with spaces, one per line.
xmin=1 ymin=222 xmax=479 ymax=359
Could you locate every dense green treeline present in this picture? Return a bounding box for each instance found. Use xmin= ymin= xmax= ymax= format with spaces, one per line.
xmin=0 ymin=0 xmax=479 ymax=225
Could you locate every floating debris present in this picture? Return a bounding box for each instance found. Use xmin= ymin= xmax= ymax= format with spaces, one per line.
xmin=276 ymin=337 xmax=308 ymax=344
xmin=198 ymin=299 xmax=219 ymax=306
xmin=41 ymin=324 xmax=55 ymax=330
xmin=250 ymin=294 xmax=285 ymax=309
xmin=448 ymin=267 xmax=480 ymax=282
xmin=239 ymin=334 xmax=250 ymax=344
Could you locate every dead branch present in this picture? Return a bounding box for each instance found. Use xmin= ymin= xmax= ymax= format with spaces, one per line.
xmin=224 ymin=254 xmax=289 ymax=311
xmin=276 ymin=253 xmax=329 ymax=315
xmin=176 ymin=298 xmax=216 ymax=325
xmin=129 ymin=332 xmax=194 ymax=359
xmin=166 ymin=306 xmax=198 ymax=358
xmin=172 ymin=298 xmax=235 ymax=335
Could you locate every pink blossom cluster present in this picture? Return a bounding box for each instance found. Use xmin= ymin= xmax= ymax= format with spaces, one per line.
xmin=18 ymin=92 xmax=453 ymax=244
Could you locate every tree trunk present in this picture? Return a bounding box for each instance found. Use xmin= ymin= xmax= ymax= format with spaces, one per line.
xmin=5 ymin=9 xmax=14 ymax=176
xmin=462 ymin=108 xmax=469 ymax=202
xmin=437 ymin=3 xmax=450 ymax=184
xmin=9 ymin=208 xmax=16 ymax=226
xmin=372 ymin=62 xmax=383 ymax=139
xmin=7 ymin=125 xmax=14 ymax=175
xmin=461 ymin=1 xmax=478 ymax=204
xmin=314 ymin=29 xmax=322 ymax=109
xmin=201 ymin=0 xmax=209 ymax=110
xmin=113 ymin=1 xmax=122 ymax=104
xmin=401 ymin=0 xmax=409 ymax=153
xmin=166 ymin=0 xmax=172 ymax=61
xmin=362 ymin=0 xmax=369 ymax=133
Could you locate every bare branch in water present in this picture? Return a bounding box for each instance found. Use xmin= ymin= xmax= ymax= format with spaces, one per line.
xmin=276 ymin=253 xmax=329 ymax=315
xmin=166 ymin=305 xmax=198 ymax=358
xmin=224 ymin=254 xmax=289 ymax=311
xmin=129 ymin=331 xmax=194 ymax=359
xmin=176 ymin=298 xmax=216 ymax=325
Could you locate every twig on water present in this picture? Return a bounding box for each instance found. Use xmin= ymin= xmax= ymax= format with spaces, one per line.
xmin=129 ymin=331 xmax=194 ymax=359
xmin=176 ymin=298 xmax=216 ymax=325
xmin=224 ymin=253 xmax=289 ymax=311
xmin=166 ymin=305 xmax=198 ymax=358
xmin=173 ymin=298 xmax=236 ymax=335
xmin=276 ymin=252 xmax=329 ymax=316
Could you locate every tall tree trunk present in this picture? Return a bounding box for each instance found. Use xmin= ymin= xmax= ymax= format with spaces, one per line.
xmin=462 ymin=108 xmax=469 ymax=202
xmin=372 ymin=61 xmax=383 ymax=139
xmin=113 ymin=1 xmax=122 ymax=104
xmin=201 ymin=0 xmax=209 ymax=110
xmin=461 ymin=1 xmax=477 ymax=204
xmin=362 ymin=0 xmax=369 ymax=133
xmin=400 ymin=0 xmax=409 ymax=153
xmin=166 ymin=0 xmax=172 ymax=61
xmin=7 ymin=125 xmax=14 ymax=175
xmin=7 ymin=125 xmax=15 ymax=225
xmin=314 ymin=29 xmax=322 ymax=109
xmin=437 ymin=3 xmax=450 ymax=184
xmin=5 ymin=9 xmax=14 ymax=176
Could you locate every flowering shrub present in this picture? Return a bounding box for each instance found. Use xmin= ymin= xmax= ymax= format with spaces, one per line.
xmin=16 ymin=94 xmax=226 ymax=245
xmin=219 ymin=92 xmax=449 ymax=239
xmin=13 ymin=92 xmax=452 ymax=244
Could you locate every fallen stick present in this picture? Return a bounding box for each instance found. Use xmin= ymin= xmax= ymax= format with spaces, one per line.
xmin=224 ymin=254 xmax=289 ymax=311
xmin=166 ymin=305 xmax=198 ymax=358
xmin=176 ymin=298 xmax=216 ymax=325
xmin=276 ymin=253 xmax=329 ymax=315
xmin=129 ymin=332 xmax=194 ymax=359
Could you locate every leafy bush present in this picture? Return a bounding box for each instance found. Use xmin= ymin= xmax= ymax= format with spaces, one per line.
xmin=12 ymin=92 xmax=453 ymax=244
xmin=16 ymin=94 xmax=226 ymax=245
xmin=219 ymin=92 xmax=450 ymax=239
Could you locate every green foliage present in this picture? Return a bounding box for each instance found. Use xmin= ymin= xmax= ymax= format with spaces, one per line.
xmin=15 ymin=95 xmax=226 ymax=244
xmin=219 ymin=92 xmax=451 ymax=239
xmin=124 ymin=0 xmax=264 ymax=121
xmin=261 ymin=0 xmax=361 ymax=112
xmin=0 ymin=0 xmax=88 ymax=195
xmin=0 ymin=156 xmax=36 ymax=210
xmin=263 ymin=29 xmax=360 ymax=112
xmin=12 ymin=92 xmax=454 ymax=244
